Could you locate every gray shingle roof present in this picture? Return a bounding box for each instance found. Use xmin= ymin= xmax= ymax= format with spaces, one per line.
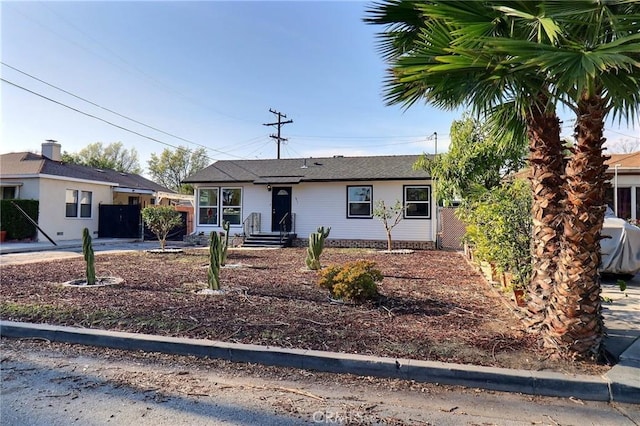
xmin=1 ymin=152 xmax=172 ymax=193
xmin=183 ymin=155 xmax=431 ymax=184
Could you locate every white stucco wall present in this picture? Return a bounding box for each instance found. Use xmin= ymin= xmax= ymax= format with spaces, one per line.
xmin=13 ymin=177 xmax=40 ymax=200
xmin=37 ymin=177 xmax=113 ymax=241
xmin=290 ymin=180 xmax=434 ymax=242
xmin=192 ymin=180 xmax=434 ymax=242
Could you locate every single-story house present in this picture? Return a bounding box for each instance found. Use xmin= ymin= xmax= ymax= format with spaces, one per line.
xmin=183 ymin=155 xmax=436 ymax=249
xmin=605 ymin=151 xmax=640 ymax=222
xmin=0 ymin=141 xmax=188 ymax=241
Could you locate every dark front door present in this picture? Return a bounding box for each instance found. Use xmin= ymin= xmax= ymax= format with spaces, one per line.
xmin=271 ymin=187 xmax=292 ymax=232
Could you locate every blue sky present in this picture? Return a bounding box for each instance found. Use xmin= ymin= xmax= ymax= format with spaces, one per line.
xmin=2 ymin=1 xmax=638 ymax=174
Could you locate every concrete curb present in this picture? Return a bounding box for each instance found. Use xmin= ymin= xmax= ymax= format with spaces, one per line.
xmin=4 ymin=320 xmax=636 ymax=403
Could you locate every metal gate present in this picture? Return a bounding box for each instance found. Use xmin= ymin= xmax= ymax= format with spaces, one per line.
xmin=98 ymin=204 xmax=141 ymax=238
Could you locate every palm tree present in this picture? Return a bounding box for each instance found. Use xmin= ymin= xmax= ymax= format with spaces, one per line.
xmin=366 ymin=0 xmax=640 ymax=358
xmin=365 ymin=0 xmax=566 ymax=333
xmin=525 ymin=1 xmax=640 ymax=357
xmin=481 ymin=0 xmax=640 ymax=358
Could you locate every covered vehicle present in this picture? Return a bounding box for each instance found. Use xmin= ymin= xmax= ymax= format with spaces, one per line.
xmin=601 ymin=208 xmax=640 ymax=275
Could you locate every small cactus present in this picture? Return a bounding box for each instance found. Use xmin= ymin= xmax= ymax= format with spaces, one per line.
xmin=220 ymin=220 xmax=230 ymax=266
xmin=208 ymin=231 xmax=222 ymax=290
xmin=305 ymin=226 xmax=331 ymax=270
xmin=82 ymin=228 xmax=96 ymax=285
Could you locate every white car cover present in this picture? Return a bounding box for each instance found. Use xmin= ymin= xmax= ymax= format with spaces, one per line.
xmin=601 ymin=208 xmax=640 ymax=275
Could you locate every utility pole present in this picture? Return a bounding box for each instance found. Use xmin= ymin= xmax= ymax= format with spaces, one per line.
xmin=263 ymin=108 xmax=293 ymax=159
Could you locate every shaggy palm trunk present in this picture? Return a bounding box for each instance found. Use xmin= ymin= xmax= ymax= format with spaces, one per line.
xmin=524 ymin=103 xmax=565 ymax=332
xmin=543 ymin=95 xmax=607 ymax=359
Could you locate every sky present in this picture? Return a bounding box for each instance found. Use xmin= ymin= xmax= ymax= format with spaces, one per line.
xmin=2 ymin=1 xmax=639 ymax=176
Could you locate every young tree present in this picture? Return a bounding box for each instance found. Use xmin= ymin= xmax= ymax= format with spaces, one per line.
xmin=62 ymin=142 xmax=142 ymax=174
xmin=141 ymin=206 xmax=182 ymax=251
xmin=373 ymin=200 xmax=405 ymax=251
xmin=147 ymin=146 xmax=209 ymax=194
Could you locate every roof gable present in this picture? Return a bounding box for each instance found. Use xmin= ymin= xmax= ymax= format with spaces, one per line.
xmin=1 ymin=151 xmax=172 ymax=192
xmin=606 ymin=151 xmax=640 ymax=168
xmin=184 ymin=155 xmax=430 ymax=184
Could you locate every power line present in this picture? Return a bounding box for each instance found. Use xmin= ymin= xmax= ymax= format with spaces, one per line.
xmin=0 ymin=62 xmax=250 ymax=160
xmin=8 ymin=2 xmax=255 ymax=125
xmin=606 ymin=128 xmax=639 ymax=140
xmin=288 ymin=133 xmax=441 ymax=140
xmin=1 ymin=78 xmax=266 ymax=182
xmin=2 ymin=78 xmax=194 ymax=150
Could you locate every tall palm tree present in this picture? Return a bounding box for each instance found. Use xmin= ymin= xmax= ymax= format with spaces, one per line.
xmin=365 ymin=0 xmax=566 ymax=333
xmin=366 ymin=0 xmax=640 ymax=358
xmin=524 ymin=1 xmax=640 ymax=357
xmin=482 ymin=0 xmax=640 ymax=358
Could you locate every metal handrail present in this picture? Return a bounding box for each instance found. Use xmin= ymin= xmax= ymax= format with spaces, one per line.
xmin=279 ymin=212 xmax=290 ymax=243
xmin=242 ymin=212 xmax=260 ymax=237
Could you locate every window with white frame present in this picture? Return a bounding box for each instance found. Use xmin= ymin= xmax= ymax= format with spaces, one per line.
xmin=347 ymin=185 xmax=373 ymax=218
xmin=65 ymin=189 xmax=92 ymax=218
xmin=221 ymin=188 xmax=242 ymax=225
xmin=404 ymin=185 xmax=431 ymax=218
xmin=198 ymin=188 xmax=218 ymax=225
xmin=198 ymin=187 xmax=243 ymax=226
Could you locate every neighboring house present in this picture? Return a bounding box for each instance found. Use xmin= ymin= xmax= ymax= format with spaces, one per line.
xmin=183 ymin=155 xmax=436 ymax=249
xmin=605 ymin=151 xmax=640 ymax=221
xmin=0 ymin=141 xmax=184 ymax=241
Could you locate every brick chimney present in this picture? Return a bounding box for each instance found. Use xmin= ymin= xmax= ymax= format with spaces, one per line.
xmin=42 ymin=140 xmax=61 ymax=161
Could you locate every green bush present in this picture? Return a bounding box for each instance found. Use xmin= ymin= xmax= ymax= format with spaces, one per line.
xmin=141 ymin=206 xmax=182 ymax=250
xmin=318 ymin=260 xmax=382 ymax=303
xmin=458 ymin=179 xmax=532 ymax=288
xmin=0 ymin=200 xmax=39 ymax=240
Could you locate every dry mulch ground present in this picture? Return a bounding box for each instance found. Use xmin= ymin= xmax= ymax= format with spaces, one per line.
xmin=0 ymin=247 xmax=608 ymax=375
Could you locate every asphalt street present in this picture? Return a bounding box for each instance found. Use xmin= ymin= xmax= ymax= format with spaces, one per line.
xmin=3 ymin=338 xmax=640 ymax=426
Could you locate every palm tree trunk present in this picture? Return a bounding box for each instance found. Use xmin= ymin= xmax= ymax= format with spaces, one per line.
xmin=543 ymin=94 xmax=607 ymax=359
xmin=523 ymin=102 xmax=565 ymax=332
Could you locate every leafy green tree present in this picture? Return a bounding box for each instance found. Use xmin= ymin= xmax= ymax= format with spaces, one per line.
xmin=147 ymin=146 xmax=209 ymax=194
xmin=141 ymin=206 xmax=182 ymax=251
xmin=415 ymin=114 xmax=527 ymax=206
xmin=62 ymin=142 xmax=142 ymax=174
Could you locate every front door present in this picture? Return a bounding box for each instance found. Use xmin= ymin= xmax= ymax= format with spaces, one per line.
xmin=271 ymin=187 xmax=292 ymax=232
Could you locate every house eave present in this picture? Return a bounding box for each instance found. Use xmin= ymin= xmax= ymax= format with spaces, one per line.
xmin=113 ymin=187 xmax=155 ymax=195
xmin=3 ymin=173 xmax=118 ymax=187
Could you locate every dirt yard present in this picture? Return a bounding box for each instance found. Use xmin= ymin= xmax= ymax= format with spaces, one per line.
xmin=0 ymin=247 xmax=608 ymax=375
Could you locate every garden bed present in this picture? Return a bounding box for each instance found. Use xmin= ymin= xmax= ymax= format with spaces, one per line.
xmin=0 ymin=247 xmax=608 ymax=375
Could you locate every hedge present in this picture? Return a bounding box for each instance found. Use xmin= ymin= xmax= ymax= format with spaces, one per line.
xmin=0 ymin=199 xmax=39 ymax=240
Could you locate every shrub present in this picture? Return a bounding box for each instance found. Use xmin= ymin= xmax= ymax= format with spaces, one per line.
xmin=141 ymin=206 xmax=182 ymax=250
xmin=458 ymin=179 xmax=532 ymax=288
xmin=0 ymin=199 xmax=39 ymax=240
xmin=318 ymin=260 xmax=382 ymax=303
